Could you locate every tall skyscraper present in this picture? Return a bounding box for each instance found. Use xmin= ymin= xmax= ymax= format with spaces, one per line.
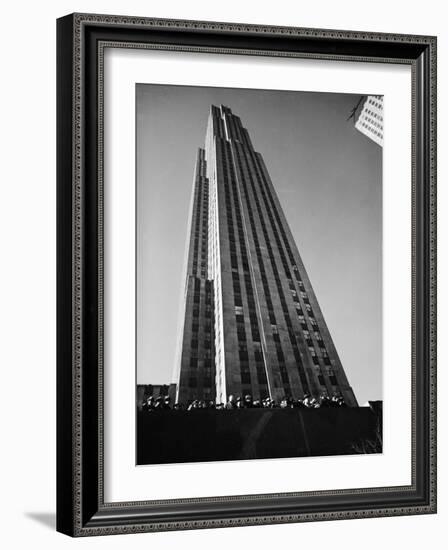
xmin=176 ymin=105 xmax=358 ymax=407
xmin=355 ymin=95 xmax=383 ymax=146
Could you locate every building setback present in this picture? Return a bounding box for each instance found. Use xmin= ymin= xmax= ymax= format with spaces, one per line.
xmin=176 ymin=105 xmax=358 ymax=407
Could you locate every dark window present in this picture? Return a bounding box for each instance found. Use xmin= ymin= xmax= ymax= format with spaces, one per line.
xmin=191 ymin=339 xmax=198 ymax=349
xmin=257 ymin=368 xmax=267 ymax=385
xmin=237 ymin=331 xmax=246 ymax=342
xmin=188 ymin=377 xmax=197 ymax=387
xmin=280 ymin=369 xmax=289 ymax=384
xmin=190 ymin=358 xmax=198 ymax=368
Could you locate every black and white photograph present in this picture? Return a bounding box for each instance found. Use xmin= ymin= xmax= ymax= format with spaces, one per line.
xmin=136 ymin=84 xmax=383 ymax=465
xmin=0 ymin=0 xmax=440 ymax=544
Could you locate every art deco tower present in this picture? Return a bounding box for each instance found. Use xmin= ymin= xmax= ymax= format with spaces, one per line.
xmin=176 ymin=105 xmax=358 ymax=407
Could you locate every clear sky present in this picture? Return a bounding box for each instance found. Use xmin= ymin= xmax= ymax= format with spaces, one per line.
xmin=136 ymin=84 xmax=382 ymax=404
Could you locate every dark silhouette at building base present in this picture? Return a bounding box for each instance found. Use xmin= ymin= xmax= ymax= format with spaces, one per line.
xmin=136 ymin=403 xmax=382 ymax=465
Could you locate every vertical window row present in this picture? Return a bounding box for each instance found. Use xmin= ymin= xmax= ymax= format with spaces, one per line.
xmin=191 ymin=154 xmax=209 ymax=278
xmin=221 ymin=138 xmax=268 ymax=394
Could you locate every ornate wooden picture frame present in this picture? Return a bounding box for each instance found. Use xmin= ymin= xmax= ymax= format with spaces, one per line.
xmin=57 ymin=13 xmax=436 ymax=536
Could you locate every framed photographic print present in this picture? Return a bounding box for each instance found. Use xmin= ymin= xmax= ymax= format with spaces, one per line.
xmin=57 ymin=13 xmax=437 ymax=536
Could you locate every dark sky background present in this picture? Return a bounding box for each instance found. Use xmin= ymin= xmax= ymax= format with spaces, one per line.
xmin=136 ymin=84 xmax=382 ymax=404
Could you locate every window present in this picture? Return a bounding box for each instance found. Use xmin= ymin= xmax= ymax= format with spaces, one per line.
xmin=257 ymin=368 xmax=267 ymax=385
xmin=188 ymin=377 xmax=197 ymax=387
xmin=237 ymin=327 xmax=246 ymax=342
xmin=280 ymin=368 xmax=289 ymax=384
xmin=235 ymin=305 xmax=243 ymax=315
xmin=190 ymin=358 xmax=198 ymax=368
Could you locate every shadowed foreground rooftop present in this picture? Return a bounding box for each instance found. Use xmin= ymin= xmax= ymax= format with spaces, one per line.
xmin=137 ymin=404 xmax=382 ymax=465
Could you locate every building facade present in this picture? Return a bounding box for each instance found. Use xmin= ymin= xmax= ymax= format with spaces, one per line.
xmin=355 ymin=95 xmax=383 ymax=146
xmin=176 ymin=105 xmax=358 ymax=407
